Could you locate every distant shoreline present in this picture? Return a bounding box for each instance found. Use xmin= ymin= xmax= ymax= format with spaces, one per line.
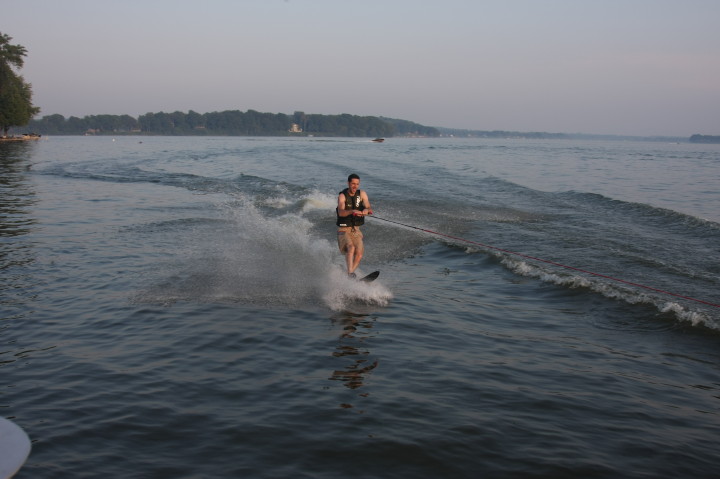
xmin=20 ymin=109 xmax=706 ymax=143
xmin=13 ymin=132 xmax=694 ymax=143
xmin=689 ymin=134 xmax=720 ymax=144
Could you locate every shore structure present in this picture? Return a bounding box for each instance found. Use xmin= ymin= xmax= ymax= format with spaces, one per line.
xmin=0 ymin=133 xmax=42 ymax=142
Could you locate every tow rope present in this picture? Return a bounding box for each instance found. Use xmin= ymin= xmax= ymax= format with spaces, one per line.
xmin=369 ymin=215 xmax=720 ymax=309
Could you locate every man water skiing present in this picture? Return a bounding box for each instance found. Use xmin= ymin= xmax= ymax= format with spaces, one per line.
xmin=336 ymin=173 xmax=372 ymax=278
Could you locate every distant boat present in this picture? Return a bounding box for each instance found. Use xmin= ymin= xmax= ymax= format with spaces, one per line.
xmin=372 ymin=138 xmax=385 ymax=143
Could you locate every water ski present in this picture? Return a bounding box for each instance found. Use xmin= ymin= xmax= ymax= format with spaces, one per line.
xmin=359 ymin=271 xmax=380 ymax=283
xmin=0 ymin=418 xmax=31 ymax=479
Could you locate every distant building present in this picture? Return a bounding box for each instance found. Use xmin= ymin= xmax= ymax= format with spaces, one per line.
xmin=289 ymin=123 xmax=303 ymax=133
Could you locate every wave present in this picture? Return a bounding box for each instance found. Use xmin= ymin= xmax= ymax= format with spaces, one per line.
xmin=556 ymin=190 xmax=720 ymax=230
xmin=36 ymin=160 xmax=327 ymax=213
xmin=367 ymin=203 xmax=720 ymax=332
xmin=490 ymin=249 xmax=720 ymax=331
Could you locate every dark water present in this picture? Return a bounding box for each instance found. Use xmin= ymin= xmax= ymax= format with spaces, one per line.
xmin=2 ymin=136 xmax=720 ymax=478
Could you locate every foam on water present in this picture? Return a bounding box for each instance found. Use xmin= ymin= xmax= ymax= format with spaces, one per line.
xmin=298 ymin=190 xmax=337 ymax=213
xmin=495 ymin=252 xmax=720 ymax=330
xmin=322 ymin=268 xmax=393 ymax=311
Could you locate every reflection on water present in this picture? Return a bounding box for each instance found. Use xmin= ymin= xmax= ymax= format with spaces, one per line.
xmin=0 ymin=142 xmax=37 ymax=238
xmin=0 ymin=142 xmax=38 ymax=317
xmin=329 ymin=312 xmax=379 ymax=406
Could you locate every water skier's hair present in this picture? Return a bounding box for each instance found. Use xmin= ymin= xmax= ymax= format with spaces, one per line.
xmin=348 ymin=173 xmax=360 ymax=182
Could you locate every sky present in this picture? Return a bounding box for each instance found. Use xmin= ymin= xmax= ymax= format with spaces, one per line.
xmin=3 ymin=0 xmax=719 ymax=136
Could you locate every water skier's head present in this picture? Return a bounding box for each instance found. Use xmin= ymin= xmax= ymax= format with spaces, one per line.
xmin=347 ymin=174 xmax=360 ymax=194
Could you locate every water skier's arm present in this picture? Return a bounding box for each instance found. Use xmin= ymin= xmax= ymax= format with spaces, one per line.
xmin=361 ymin=191 xmax=372 ymax=216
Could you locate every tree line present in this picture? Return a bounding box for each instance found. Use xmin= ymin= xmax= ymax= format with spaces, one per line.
xmin=689 ymin=134 xmax=720 ymax=144
xmin=27 ymin=110 xmax=440 ymax=138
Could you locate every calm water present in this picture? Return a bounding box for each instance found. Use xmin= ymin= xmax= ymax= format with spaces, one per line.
xmin=2 ymin=136 xmax=719 ymax=478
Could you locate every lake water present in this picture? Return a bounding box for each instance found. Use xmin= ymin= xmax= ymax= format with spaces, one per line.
xmin=2 ymin=136 xmax=720 ymax=478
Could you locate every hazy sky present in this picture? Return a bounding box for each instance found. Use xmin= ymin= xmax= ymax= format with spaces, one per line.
xmin=4 ymin=0 xmax=719 ymax=136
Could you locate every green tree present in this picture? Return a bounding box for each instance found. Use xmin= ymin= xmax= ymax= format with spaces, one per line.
xmin=139 ymin=112 xmax=176 ymax=134
xmin=0 ymin=33 xmax=39 ymax=137
xmin=186 ymin=110 xmax=205 ymax=131
xmin=66 ymin=116 xmax=87 ymax=133
xmin=33 ymin=113 xmax=65 ymax=134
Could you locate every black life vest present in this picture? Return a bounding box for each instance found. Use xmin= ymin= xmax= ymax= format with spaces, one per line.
xmin=336 ymin=188 xmax=365 ymax=227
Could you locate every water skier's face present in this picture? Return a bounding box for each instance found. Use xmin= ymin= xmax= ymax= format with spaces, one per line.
xmin=348 ymin=179 xmax=360 ymax=194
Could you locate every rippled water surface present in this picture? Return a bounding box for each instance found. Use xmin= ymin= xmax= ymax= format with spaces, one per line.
xmin=2 ymin=136 xmax=720 ymax=478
